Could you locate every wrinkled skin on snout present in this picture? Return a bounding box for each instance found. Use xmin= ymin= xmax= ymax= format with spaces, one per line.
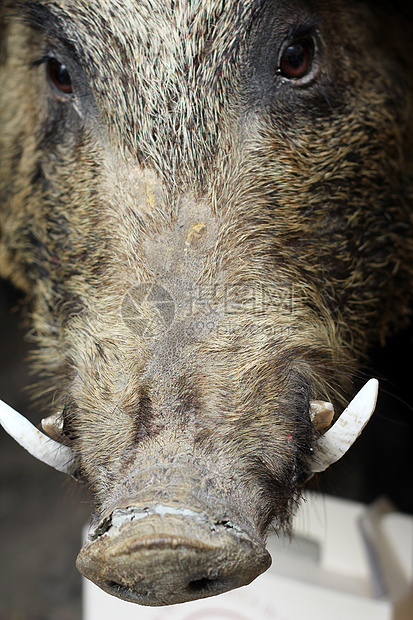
xmin=0 ymin=0 xmax=413 ymax=606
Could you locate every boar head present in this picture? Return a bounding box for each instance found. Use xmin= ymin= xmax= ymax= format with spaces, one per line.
xmin=0 ymin=0 xmax=412 ymax=606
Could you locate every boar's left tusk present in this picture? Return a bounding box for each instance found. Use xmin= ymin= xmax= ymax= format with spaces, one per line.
xmin=309 ymin=400 xmax=334 ymax=431
xmin=310 ymin=378 xmax=379 ymax=473
xmin=0 ymin=399 xmax=76 ymax=474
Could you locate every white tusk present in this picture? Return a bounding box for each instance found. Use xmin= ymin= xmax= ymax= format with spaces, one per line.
xmin=309 ymin=400 xmax=334 ymax=432
xmin=310 ymin=378 xmax=379 ymax=473
xmin=0 ymin=399 xmax=76 ymax=475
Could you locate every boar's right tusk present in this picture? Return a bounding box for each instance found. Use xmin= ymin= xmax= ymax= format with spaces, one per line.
xmin=310 ymin=378 xmax=379 ymax=473
xmin=42 ymin=412 xmax=64 ymax=439
xmin=0 ymin=399 xmax=76 ymax=474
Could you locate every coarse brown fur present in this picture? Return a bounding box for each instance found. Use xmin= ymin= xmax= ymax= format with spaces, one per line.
xmin=0 ymin=0 xmax=412 ymax=542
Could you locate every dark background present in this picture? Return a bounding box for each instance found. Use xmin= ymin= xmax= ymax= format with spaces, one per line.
xmin=0 ymin=279 xmax=412 ymax=619
xmin=0 ymin=282 xmax=91 ymax=620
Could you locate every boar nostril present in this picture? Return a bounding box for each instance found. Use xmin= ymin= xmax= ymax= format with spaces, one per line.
xmin=187 ymin=576 xmax=221 ymax=593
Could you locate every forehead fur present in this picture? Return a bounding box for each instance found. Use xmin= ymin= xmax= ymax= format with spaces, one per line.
xmin=15 ymin=0 xmax=269 ymax=186
xmin=6 ymin=0 xmax=410 ymax=188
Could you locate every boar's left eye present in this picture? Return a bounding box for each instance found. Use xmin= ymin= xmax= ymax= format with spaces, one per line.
xmin=278 ymin=37 xmax=315 ymax=80
xmin=47 ymin=58 xmax=73 ymax=95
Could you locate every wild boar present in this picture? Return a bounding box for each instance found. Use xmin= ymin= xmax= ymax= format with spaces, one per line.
xmin=0 ymin=0 xmax=412 ymax=607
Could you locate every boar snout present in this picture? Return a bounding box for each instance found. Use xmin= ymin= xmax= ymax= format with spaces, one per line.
xmin=76 ymin=505 xmax=271 ymax=606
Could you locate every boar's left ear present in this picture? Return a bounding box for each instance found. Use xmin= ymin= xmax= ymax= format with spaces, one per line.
xmin=310 ymin=379 xmax=379 ymax=473
xmin=0 ymin=399 xmax=76 ymax=475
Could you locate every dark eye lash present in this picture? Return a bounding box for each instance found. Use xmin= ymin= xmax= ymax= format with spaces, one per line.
xmin=32 ymin=53 xmax=52 ymax=68
xmin=277 ymin=19 xmax=319 ymax=58
xmin=284 ymin=18 xmax=320 ymax=44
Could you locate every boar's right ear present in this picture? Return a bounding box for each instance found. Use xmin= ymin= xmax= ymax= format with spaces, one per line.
xmin=310 ymin=379 xmax=379 ymax=473
xmin=0 ymin=399 xmax=76 ymax=475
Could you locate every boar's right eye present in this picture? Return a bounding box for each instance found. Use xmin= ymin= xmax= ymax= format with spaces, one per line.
xmin=47 ymin=58 xmax=73 ymax=95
